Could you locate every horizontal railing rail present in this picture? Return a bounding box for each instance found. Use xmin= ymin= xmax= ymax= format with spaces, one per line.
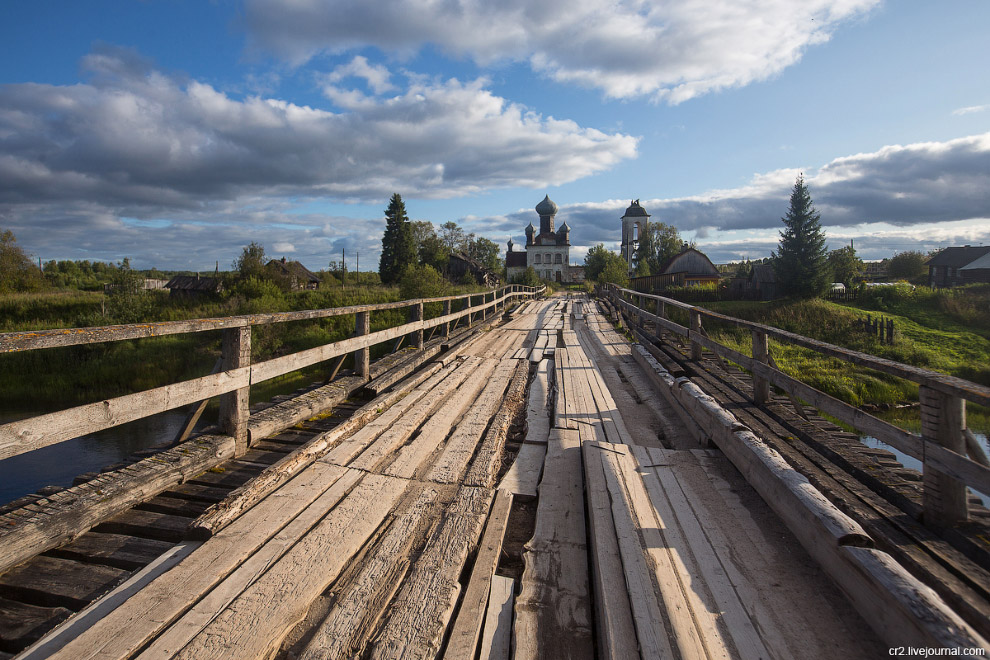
xmin=601 ymin=283 xmax=990 ymax=526
xmin=0 ymin=285 xmax=545 ymax=462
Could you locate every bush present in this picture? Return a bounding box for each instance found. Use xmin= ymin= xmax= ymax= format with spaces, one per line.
xmin=399 ymin=264 xmax=450 ymax=300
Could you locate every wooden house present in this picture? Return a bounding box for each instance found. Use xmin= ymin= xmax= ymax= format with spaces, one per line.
xmin=266 ymin=258 xmax=321 ymax=290
xmin=164 ymin=275 xmax=223 ymax=299
xmin=927 ymin=246 xmax=990 ymax=287
xmin=658 ymin=247 xmax=721 ymax=287
xmin=449 ymin=252 xmax=499 ymax=288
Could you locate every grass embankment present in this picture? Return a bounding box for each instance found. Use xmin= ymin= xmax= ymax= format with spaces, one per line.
xmin=683 ymin=284 xmax=990 ymax=435
xmin=0 ymin=283 xmax=488 ymax=413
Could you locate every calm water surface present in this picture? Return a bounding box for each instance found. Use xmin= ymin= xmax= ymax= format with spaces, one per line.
xmin=0 ymin=409 xmax=213 ymax=507
xmin=861 ymin=432 xmax=989 ymax=507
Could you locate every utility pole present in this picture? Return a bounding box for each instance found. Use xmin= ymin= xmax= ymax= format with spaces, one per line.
xmin=342 ymin=247 xmax=346 ymax=290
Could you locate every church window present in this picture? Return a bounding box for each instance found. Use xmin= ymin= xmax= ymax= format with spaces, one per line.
xmin=554 ymin=254 xmax=562 ymax=264
xmin=534 ymin=254 xmax=541 ymax=264
xmin=544 ymin=253 xmax=551 ymax=264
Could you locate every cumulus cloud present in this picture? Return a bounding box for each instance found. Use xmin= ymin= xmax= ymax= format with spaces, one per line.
xmin=245 ymin=0 xmax=878 ymax=102
xmin=470 ymin=133 xmax=990 ymax=263
xmin=0 ymin=47 xmax=636 ymax=211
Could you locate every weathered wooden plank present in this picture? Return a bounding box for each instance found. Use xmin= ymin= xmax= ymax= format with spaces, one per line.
xmin=498 ymin=444 xmax=547 ymax=499
xmin=384 ymin=365 xmax=494 ymax=477
xmin=17 ymin=542 xmax=200 ymax=660
xmin=514 ymin=428 xmax=593 ymax=660
xmin=0 ymin=597 xmax=72 ymax=652
xmin=426 ymin=359 xmax=517 ymax=484
xmin=246 ymin=374 xmax=365 ymax=441
xmin=349 ymin=359 xmax=480 ymax=473
xmin=46 ymin=463 xmax=357 ymax=660
xmin=0 ymin=434 xmax=233 ymax=576
xmin=526 ymin=359 xmax=552 ymax=445
xmin=0 ymin=556 xmax=128 ymax=611
xmin=139 ymin=468 xmax=373 ymax=659
xmin=632 ymin=445 xmax=770 ymax=660
xmin=189 ymin=362 xmax=447 ymax=538
xmin=93 ymin=509 xmax=193 ymax=543
xmin=368 ymin=485 xmax=494 ymax=660
xmin=321 ymin=360 xmax=478 ymax=470
xmin=46 ymin=532 xmax=174 ymax=571
xmin=478 ymin=576 xmax=514 ymax=660
xmin=581 ymin=442 xmax=639 ymax=660
xmin=0 ymin=374 xmax=247 ymax=460
xmin=167 ymin=473 xmax=405 ymax=660
xmin=464 ymin=360 xmax=530 ymax=488
xmin=443 ymin=489 xmax=513 ymax=660
xmin=297 ymin=484 xmax=445 ymax=660
xmin=593 ymin=442 xmax=676 ymax=660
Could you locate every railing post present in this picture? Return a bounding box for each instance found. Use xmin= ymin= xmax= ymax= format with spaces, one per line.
xmin=752 ymin=330 xmax=770 ymax=404
xmin=921 ymin=386 xmax=968 ymax=526
xmin=355 ymin=310 xmax=370 ymax=380
xmin=411 ymin=302 xmax=424 ymax=349
xmin=444 ymin=299 xmax=452 ymax=338
xmin=689 ymin=308 xmax=702 ymax=360
xmin=219 ymin=326 xmax=251 ymax=456
xmin=637 ymin=294 xmax=645 ymax=330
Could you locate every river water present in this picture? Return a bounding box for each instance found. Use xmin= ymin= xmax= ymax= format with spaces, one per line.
xmin=0 ymin=408 xmax=214 ymax=507
xmin=861 ymin=432 xmax=989 ymax=508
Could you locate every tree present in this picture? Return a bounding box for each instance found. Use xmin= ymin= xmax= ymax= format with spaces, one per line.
xmin=235 ymin=242 xmax=267 ymax=279
xmin=634 ymin=221 xmax=685 ymax=276
xmin=399 ymin=263 xmax=450 ymax=300
xmin=512 ymin=266 xmax=542 ymax=288
xmin=887 ymin=250 xmax=928 ymax=280
xmin=827 ymin=245 xmax=863 ymax=287
xmin=772 ymin=175 xmax=829 ymax=298
xmin=584 ymin=244 xmax=629 ymax=285
xmin=439 ymin=221 xmax=466 ymax=252
xmin=584 ymin=244 xmax=613 ymax=281
xmin=598 ymin=257 xmax=630 ymax=288
xmin=0 ymin=229 xmax=43 ymax=293
xmin=379 ymin=193 xmax=416 ymax=284
xmin=467 ymin=236 xmax=502 ymax=273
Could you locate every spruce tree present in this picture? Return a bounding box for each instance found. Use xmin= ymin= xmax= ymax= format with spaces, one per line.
xmin=379 ymin=193 xmax=416 ymax=284
xmin=772 ymin=175 xmax=829 ymax=298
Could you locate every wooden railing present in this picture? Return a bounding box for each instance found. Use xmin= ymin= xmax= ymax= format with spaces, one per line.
xmin=0 ymin=285 xmax=544 ymax=462
xmin=601 ymin=283 xmax=990 ymax=527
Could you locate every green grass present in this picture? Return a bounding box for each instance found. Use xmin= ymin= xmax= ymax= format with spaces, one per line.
xmin=0 ymin=282 xmax=489 ymax=413
xmin=696 ymin=289 xmax=990 ymax=435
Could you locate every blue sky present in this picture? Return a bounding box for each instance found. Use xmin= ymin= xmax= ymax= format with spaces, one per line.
xmin=1 ymin=0 xmax=988 ymax=271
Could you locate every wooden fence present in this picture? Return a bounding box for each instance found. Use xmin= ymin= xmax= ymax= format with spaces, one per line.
xmin=601 ymin=283 xmax=990 ymax=527
xmin=0 ymin=285 xmax=544 ymax=462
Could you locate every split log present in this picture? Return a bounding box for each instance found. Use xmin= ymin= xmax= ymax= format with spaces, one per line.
xmin=443 ymin=489 xmax=514 ymax=660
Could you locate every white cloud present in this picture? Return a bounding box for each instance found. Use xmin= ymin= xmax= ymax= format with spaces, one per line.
xmin=468 ymin=133 xmax=990 ymax=263
xmin=272 ymin=242 xmax=297 ymax=253
xmin=0 ymin=47 xmax=636 ymax=216
xmin=953 ymin=104 xmax=990 ymax=116
xmin=245 ymin=0 xmax=878 ymax=102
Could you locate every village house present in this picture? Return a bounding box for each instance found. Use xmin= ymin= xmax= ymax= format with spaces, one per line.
xmin=927 ymin=246 xmax=990 ymax=287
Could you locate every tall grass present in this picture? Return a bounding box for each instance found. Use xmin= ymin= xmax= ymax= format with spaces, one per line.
xmin=694 ymin=292 xmax=990 ymax=435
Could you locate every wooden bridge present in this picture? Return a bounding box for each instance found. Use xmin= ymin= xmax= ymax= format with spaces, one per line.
xmin=0 ymin=285 xmax=988 ymax=658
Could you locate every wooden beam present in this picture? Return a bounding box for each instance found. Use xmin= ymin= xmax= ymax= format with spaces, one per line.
xmin=443 ymin=489 xmax=514 ymax=660
xmin=0 ymin=434 xmax=233 ymax=579
xmin=220 ymin=326 xmax=251 ymax=455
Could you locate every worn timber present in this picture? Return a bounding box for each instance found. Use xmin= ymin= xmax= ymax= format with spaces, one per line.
xmin=1 ymin=290 xmax=989 ymax=659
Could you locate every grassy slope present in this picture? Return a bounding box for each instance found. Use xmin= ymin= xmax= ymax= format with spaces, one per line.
xmin=698 ymin=285 xmax=990 ymax=434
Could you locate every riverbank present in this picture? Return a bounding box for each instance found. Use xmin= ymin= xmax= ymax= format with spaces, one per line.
xmin=694 ymin=287 xmax=990 ymax=435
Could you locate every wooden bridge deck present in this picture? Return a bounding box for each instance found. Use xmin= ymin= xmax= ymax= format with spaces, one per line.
xmin=1 ymin=296 xmax=987 ymax=658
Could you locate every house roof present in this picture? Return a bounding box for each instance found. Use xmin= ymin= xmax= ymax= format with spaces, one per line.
xmin=266 ymin=259 xmax=320 ymax=282
xmin=927 ymin=246 xmax=990 ymax=268
xmin=960 ymin=252 xmax=990 ymax=270
xmin=165 ymin=275 xmax=222 ymax=292
xmin=659 ymin=247 xmax=719 ymax=276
